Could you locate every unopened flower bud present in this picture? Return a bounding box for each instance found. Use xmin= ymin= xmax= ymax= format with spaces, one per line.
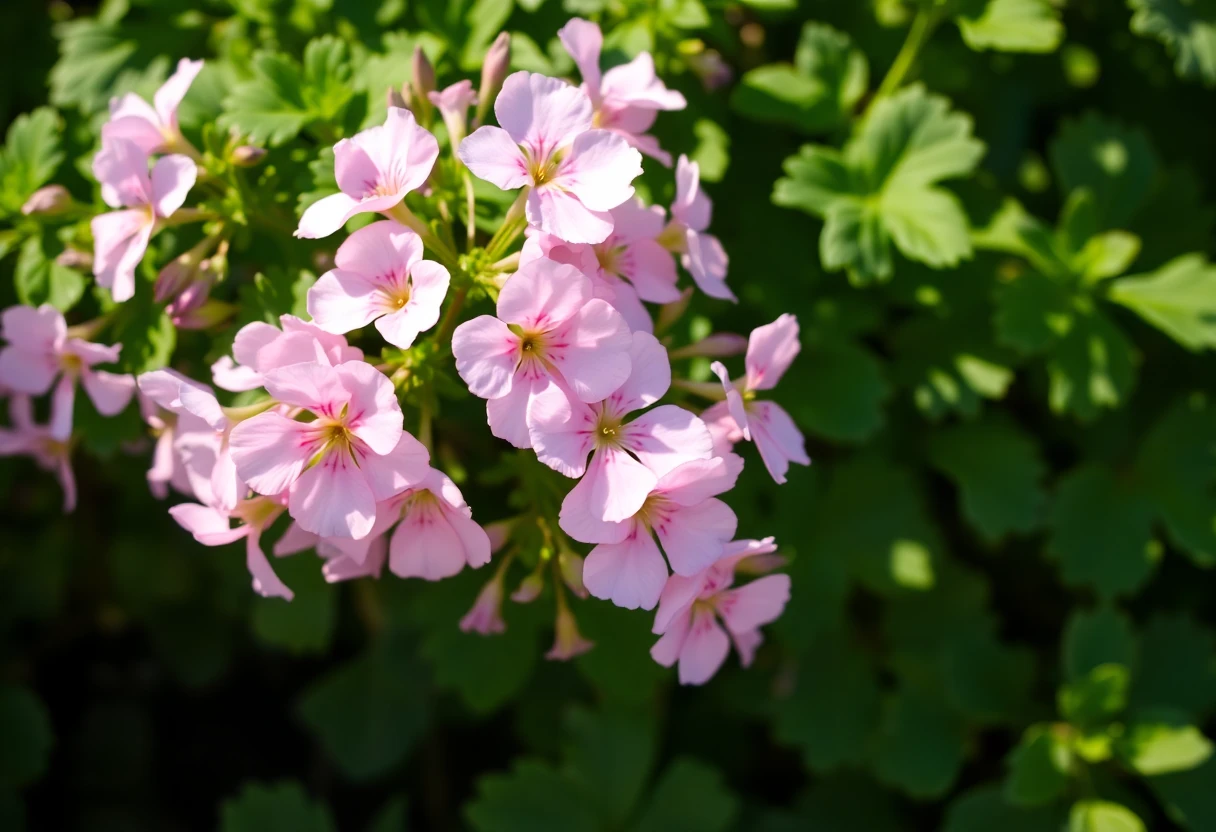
xmin=428 ymin=80 xmax=477 ymax=148
xmin=476 ymin=32 xmax=511 ymax=126
xmin=231 ymin=145 xmax=267 ymax=167
xmin=170 ymin=298 xmax=236 ymax=330
xmin=558 ymin=550 xmax=587 ymax=599
xmin=56 ymin=247 xmax=92 ymax=270
xmin=546 ymin=603 xmax=593 ymax=661
xmin=411 ymin=45 xmax=436 ymax=121
xmin=668 ymin=333 xmax=748 ymax=360
xmin=484 ymin=518 xmax=516 ymax=554
xmin=460 ymin=574 xmax=506 ymax=635
xmin=387 ymin=85 xmax=408 ymax=110
xmin=688 ymin=49 xmax=733 ymax=91
xmin=22 ymin=185 xmax=72 ymax=216
xmin=511 ymin=569 xmax=545 ymax=604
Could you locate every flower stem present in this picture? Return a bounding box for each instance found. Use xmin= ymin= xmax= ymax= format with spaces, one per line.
xmin=871 ymin=4 xmax=943 ymax=106
xmin=386 ymin=202 xmax=462 ymax=268
xmin=433 ymin=285 xmax=469 ymax=345
xmin=490 ymin=251 xmax=520 ymax=273
xmin=485 ymin=189 xmax=529 ymax=260
xmin=671 ymin=377 xmax=729 ymax=401
xmin=464 ymin=172 xmax=477 ymax=251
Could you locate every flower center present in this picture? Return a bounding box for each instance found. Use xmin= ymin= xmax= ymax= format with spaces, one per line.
xmin=595 ymin=242 xmax=625 ymax=275
xmin=593 ymin=411 xmax=623 ymax=450
xmin=60 ymin=353 xmax=83 ymax=374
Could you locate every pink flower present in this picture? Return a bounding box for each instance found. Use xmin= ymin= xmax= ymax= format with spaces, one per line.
xmin=274 ymin=521 xmax=388 ymax=584
xmin=0 ymin=395 xmax=76 ymax=512
xmin=558 ymin=18 xmax=687 ymax=166
xmin=103 ymin=58 xmax=204 ymax=155
xmin=651 ymin=538 xmax=790 ymax=684
xmin=452 ymin=258 xmax=631 ymax=448
xmin=211 ymin=314 xmax=363 ymax=392
xmin=228 ymin=361 xmax=430 ymax=539
xmin=136 ymin=371 xmax=213 ymax=500
xmin=665 ymin=155 xmax=733 ymax=301
xmin=706 ymin=314 xmax=809 ymax=484
xmin=295 ymin=107 xmax=439 ymax=239
xmin=520 ymin=198 xmax=680 ymax=332
xmin=459 ymin=71 xmax=643 ymax=244
xmin=528 ymin=331 xmax=712 ymax=526
xmin=561 ymin=454 xmax=740 ymax=610
xmin=460 ymin=571 xmax=507 ymax=635
xmin=306 ymin=220 xmax=450 ymax=348
xmin=428 ymin=80 xmax=478 ymax=147
xmin=91 ymin=138 xmax=197 ymax=301
xmin=137 ymin=369 xmax=246 ymax=510
xmin=0 ymin=305 xmax=135 ymax=439
xmin=546 ymin=603 xmax=594 ymax=660
xmin=383 ymin=469 xmax=493 ymax=580
xmin=170 ymin=495 xmax=294 ymax=600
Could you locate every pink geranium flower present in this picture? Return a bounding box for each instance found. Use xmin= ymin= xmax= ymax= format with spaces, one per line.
xmin=428 ymin=80 xmax=478 ymax=147
xmin=0 ymin=395 xmax=76 ymax=512
xmin=528 ymin=331 xmax=713 ymax=526
xmin=561 ymin=454 xmax=740 ymax=610
xmin=211 ymin=314 xmax=363 ymax=392
xmin=383 ymin=468 xmax=493 ymax=580
xmin=103 ymin=58 xmax=204 ymax=155
xmin=558 ymin=18 xmax=687 ymax=166
xmin=459 ymin=71 xmax=643 ymax=244
xmin=665 ymin=155 xmax=733 ymax=301
xmin=460 ymin=571 xmax=507 ymax=635
xmin=228 ymin=361 xmax=429 ymax=539
xmin=706 ymin=314 xmax=809 ymax=484
xmin=295 ymin=107 xmax=439 ymax=239
xmin=651 ymin=538 xmax=791 ymax=684
xmin=274 ymin=521 xmax=388 ymax=585
xmin=452 ymin=258 xmax=631 ymax=448
xmin=0 ymin=305 xmax=135 ymax=439
xmin=91 ymin=138 xmax=197 ymax=302
xmin=306 ymin=220 xmax=450 ymax=348
xmin=136 ymin=371 xmax=214 ymax=500
xmin=170 ymin=495 xmax=294 ymax=600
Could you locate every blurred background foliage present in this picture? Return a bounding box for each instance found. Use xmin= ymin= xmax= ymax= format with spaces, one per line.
xmin=2 ymin=0 xmax=1216 ymax=829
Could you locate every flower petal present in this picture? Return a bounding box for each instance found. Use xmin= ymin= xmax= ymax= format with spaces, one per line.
xmin=80 ymin=369 xmax=135 ymax=416
xmin=546 ymin=298 xmax=632 ymax=403
xmin=710 ymin=361 xmax=750 ymax=441
xmin=655 ymin=497 xmax=737 ymax=577
xmin=154 ymin=58 xmax=204 ymax=127
xmin=749 ymin=401 xmax=810 ymax=485
xmin=676 ymin=606 xmax=730 ymax=685
xmin=527 ymin=379 xmax=597 ymax=477
xmin=229 ymin=412 xmax=317 ymax=496
xmin=289 ymin=449 xmax=378 ymax=539
xmin=495 ymin=71 xmax=593 ymax=150
xmin=579 ymin=444 xmax=657 ymax=523
xmin=388 ymin=498 xmax=467 ymax=580
xmin=715 ymin=573 xmax=791 ymax=633
xmin=93 ymin=138 xmax=152 ymax=209
xmin=618 ymin=404 xmax=713 ymax=479
xmin=334 ymin=360 xmax=403 ymax=455
xmin=458 ymin=126 xmax=530 ymax=190
xmin=294 ymin=191 xmax=362 ymax=239
xmin=745 ymin=314 xmax=800 ymax=391
xmin=653 ymin=570 xmax=708 ymax=634
xmin=452 ymin=315 xmax=519 ymax=399
xmin=527 ymin=185 xmax=614 ymax=245
xmin=558 ymin=130 xmax=642 ymax=212
xmin=601 ymin=331 xmax=669 ymax=418
xmin=557 ymin=18 xmax=604 ymax=97
xmin=650 ymin=607 xmax=690 ymax=667
xmin=150 ymin=154 xmax=196 ymax=217
xmin=583 ymin=526 xmax=668 ymax=610
xmin=683 ymin=229 xmax=734 ymax=301
xmin=357 ymin=430 xmax=430 ymax=500
xmin=496 ymin=258 xmax=592 ymax=331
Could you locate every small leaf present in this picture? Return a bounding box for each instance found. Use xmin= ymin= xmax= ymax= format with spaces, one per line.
xmin=956 ymin=0 xmax=1065 ymax=53
xmin=1062 ymin=604 xmax=1137 ymax=682
xmin=1058 ymin=664 xmax=1130 ymax=729
xmin=791 ymin=339 xmax=890 ymax=443
xmin=943 ymin=785 xmax=1067 ymax=832
xmin=13 ymin=232 xmax=86 ymax=312
xmin=870 ymin=688 xmax=966 ymax=798
xmin=0 ymin=686 xmax=53 ymax=788
xmin=1067 ymin=800 xmax=1146 ymax=832
xmin=1049 ymin=115 xmax=1157 ymax=230
xmin=1045 ymin=309 xmax=1136 ymax=421
xmin=1130 ymin=615 xmax=1216 ymax=719
xmin=465 ymin=760 xmax=600 ymax=832
xmin=0 ymin=107 xmax=63 ymax=217
xmin=634 ymin=758 xmax=740 ymax=832
xmin=220 ymin=781 xmax=336 ymax=832
xmin=1129 ymin=0 xmax=1216 ymax=85
xmin=1116 ymin=713 xmax=1213 ymax=776
xmin=221 ymin=52 xmax=314 ymax=146
xmin=251 ymin=555 xmax=336 ymax=655
xmin=1004 ymin=725 xmax=1073 ymax=807
xmin=561 ymin=707 xmax=656 ymax=825
xmin=1108 ymin=253 xmax=1216 ymax=351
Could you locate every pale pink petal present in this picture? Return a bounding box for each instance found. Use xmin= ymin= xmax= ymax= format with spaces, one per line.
xmin=583 ymin=526 xmax=668 ymax=609
xmin=617 ymin=239 xmax=680 ymax=303
xmin=308 ymin=270 xmax=386 ymax=334
xmin=209 ymin=447 xmax=244 ymax=511
xmin=486 ymin=374 xmax=538 ymax=448
xmin=546 ymin=298 xmax=631 ymax=403
xmin=654 ymin=456 xmax=739 ymax=506
xmin=229 ymin=412 xmax=318 ymax=496
xmin=732 ymin=629 xmax=764 ymax=667
xmin=92 ymin=210 xmax=153 ymax=302
xmin=677 ymin=606 xmax=731 ymax=684
xmin=109 ymin=91 xmax=160 ymax=124
xmin=294 ymin=191 xmax=363 ymax=239
xmin=231 ymin=321 xmax=282 ymax=368
xmin=357 ymin=431 xmax=430 ymax=499
xmin=653 ymin=570 xmax=708 ymax=634
xmin=169 ymin=502 xmax=234 ymax=540
xmin=334 ymin=361 xmax=403 ymax=455
xmin=558 ymin=18 xmax=604 ymax=98
xmin=458 ymin=126 xmax=530 ymax=190
xmin=262 ymin=362 xmax=350 ymax=414
xmin=55 ymin=453 xmax=77 ymax=513
xmin=0 ymin=347 xmax=58 ymax=395
xmin=101 ymin=115 xmax=165 ymax=157
xmin=599 ymin=275 xmax=653 ymax=334
xmin=64 ymin=340 xmax=122 ymax=367
xmin=335 ymin=219 xmax=423 ymax=275
xmin=558 ymin=460 xmax=634 ymax=544
xmin=375 ymin=260 xmax=448 ymax=348
xmin=527 ymin=185 xmax=614 ymax=245
xmin=444 ymin=502 xmax=492 ymax=568
xmin=93 ymin=138 xmax=152 ymax=209
xmin=684 ymin=230 xmax=733 ymax=301
xmin=618 ymin=404 xmax=713 ymax=479
xmin=749 ymin=401 xmax=810 ymax=485
xmin=147 ymin=431 xmax=176 ymax=498
xmin=388 ymin=498 xmax=467 ymax=580
xmin=289 ymin=450 xmax=378 ymax=539
xmin=351 ymin=107 xmax=439 ymax=196
xmin=149 ymin=154 xmax=196 ymax=217
xmin=601 ymin=53 xmax=687 ymax=111
xmin=656 ymin=497 xmax=737 ymax=576
xmin=211 ymin=356 xmax=264 ymax=392
xmin=247 ymin=532 xmax=294 ymax=600
xmin=601 ymin=331 xmax=669 ymax=418
xmin=273 ymin=521 xmax=319 ymax=556
xmin=556 ymin=130 xmax=642 ymax=212
xmin=580 ymin=444 xmax=658 ymax=523
xmin=673 ymin=155 xmax=711 ymax=231
xmin=1 ymin=304 xmax=65 ymax=349
xmin=710 ymin=361 xmax=750 ymax=441
xmin=527 ymin=380 xmax=597 ymax=477
xmin=48 ymin=374 xmax=76 ymax=441
xmin=609 ymin=197 xmax=666 ymax=242
xmin=250 ymin=331 xmax=329 ymax=374
xmin=80 ymin=369 xmax=135 ymax=416
xmin=715 ymin=573 xmax=791 ymax=633
xmin=154 ymin=58 xmax=204 ymax=128
xmin=614 ymin=128 xmax=671 ymax=167
xmin=495 ymin=71 xmax=593 ymax=150
xmin=650 ymin=607 xmax=690 ymax=666
xmin=746 ymin=314 xmax=800 ymax=391
xmin=452 ymin=315 xmax=519 ymax=399
xmin=496 ymin=258 xmax=592 ymax=330
xmin=178 ymin=383 xmax=227 ymax=430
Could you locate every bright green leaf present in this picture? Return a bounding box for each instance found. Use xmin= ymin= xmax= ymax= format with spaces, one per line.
xmin=1116 ymin=714 xmax=1213 ymax=775
xmin=0 ymin=107 xmax=63 ymax=217
xmin=1058 ymin=664 xmax=1130 ymax=729
xmin=1004 ymin=724 xmax=1073 ymax=806
xmin=1067 ymin=800 xmax=1146 ymax=832
xmin=1129 ymin=0 xmax=1216 ymax=85
xmin=1108 ymin=253 xmax=1216 ymax=351
xmin=956 ymin=0 xmax=1065 ymax=53
xmin=13 ymin=232 xmax=85 ymax=312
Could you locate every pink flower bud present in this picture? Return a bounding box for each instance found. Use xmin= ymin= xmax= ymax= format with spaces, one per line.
xmin=546 ymin=604 xmax=593 ymax=661
xmin=22 ymin=185 xmax=71 ymax=216
xmin=460 ymin=574 xmax=506 ymax=635
xmin=476 ymin=32 xmax=511 ymax=126
xmin=170 ymin=298 xmax=236 ymax=330
xmin=56 ymin=248 xmax=92 ymax=270
xmin=668 ymin=333 xmax=748 ymax=361
xmin=511 ymin=569 xmax=545 ymax=603
xmin=558 ymin=550 xmax=587 ymax=599
xmin=231 ymin=146 xmax=267 ymax=167
xmin=387 ymin=85 xmax=408 ymax=110
xmin=411 ymin=45 xmax=436 ymax=112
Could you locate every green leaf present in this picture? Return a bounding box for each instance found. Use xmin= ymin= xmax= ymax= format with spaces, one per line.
xmin=774 ymin=635 xmax=881 ymax=772
xmin=1130 ymin=615 xmax=1216 ymax=719
xmin=0 ymin=686 xmax=53 ymax=788
xmin=220 ymin=781 xmax=336 ymax=832
xmin=1046 ymin=308 xmax=1137 ymax=421
xmin=870 ymin=688 xmax=966 ymax=798
xmin=942 ymin=631 xmax=1035 ymax=725
xmin=634 ymin=758 xmax=740 ymax=832
xmin=1058 ymin=664 xmax=1130 ymax=729
xmin=0 ymin=107 xmax=63 ymax=217
xmin=1067 ymin=800 xmax=1146 ymax=832
xmin=1004 ymin=724 xmax=1073 ymax=806
xmin=731 ymin=23 xmax=867 ymax=133
xmin=561 ymin=707 xmax=655 ymax=825
xmin=112 ymin=289 xmax=177 ymax=375
xmin=1129 ymin=0 xmax=1216 ymax=85
xmin=296 ymin=639 xmax=428 ymax=781
xmin=366 ymin=797 xmax=409 ymax=832
xmin=927 ymin=419 xmax=1047 ymax=542
xmin=1062 ymin=604 xmax=1137 ymax=682
xmin=251 ymin=555 xmax=337 ymax=655
xmin=943 ymin=785 xmax=1067 ymax=832
xmin=690 ymin=119 xmax=729 ymax=183
xmin=956 ymin=0 xmax=1065 ymax=53
xmin=574 ymin=600 xmax=667 ymax=706
xmin=774 ymin=85 xmax=984 ymax=283
xmin=1148 ymin=755 xmax=1216 ymax=831
xmin=1048 ymin=465 xmax=1156 ymax=597
xmin=1050 ymin=115 xmax=1157 ymax=229
xmin=465 ymin=760 xmax=601 ymax=832
xmin=13 ymin=232 xmax=85 ymax=312
xmin=1108 ymin=254 xmax=1216 ymax=350
xmin=1116 ymin=713 xmax=1213 ymax=775
xmin=791 ymin=339 xmax=889 ymax=442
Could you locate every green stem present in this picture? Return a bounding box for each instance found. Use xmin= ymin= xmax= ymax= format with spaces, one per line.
xmin=385 ymin=202 xmax=462 ymax=268
xmin=465 ymin=172 xmax=477 ymax=251
xmin=872 ymin=5 xmax=943 ymax=106
xmin=485 ymin=189 xmax=529 ymax=260
xmin=418 ymin=394 xmax=434 ymax=454
xmin=433 ymin=286 xmax=470 ymax=345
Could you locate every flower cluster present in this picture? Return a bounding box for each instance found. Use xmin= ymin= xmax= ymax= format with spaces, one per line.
xmin=0 ymin=18 xmax=807 ymax=685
